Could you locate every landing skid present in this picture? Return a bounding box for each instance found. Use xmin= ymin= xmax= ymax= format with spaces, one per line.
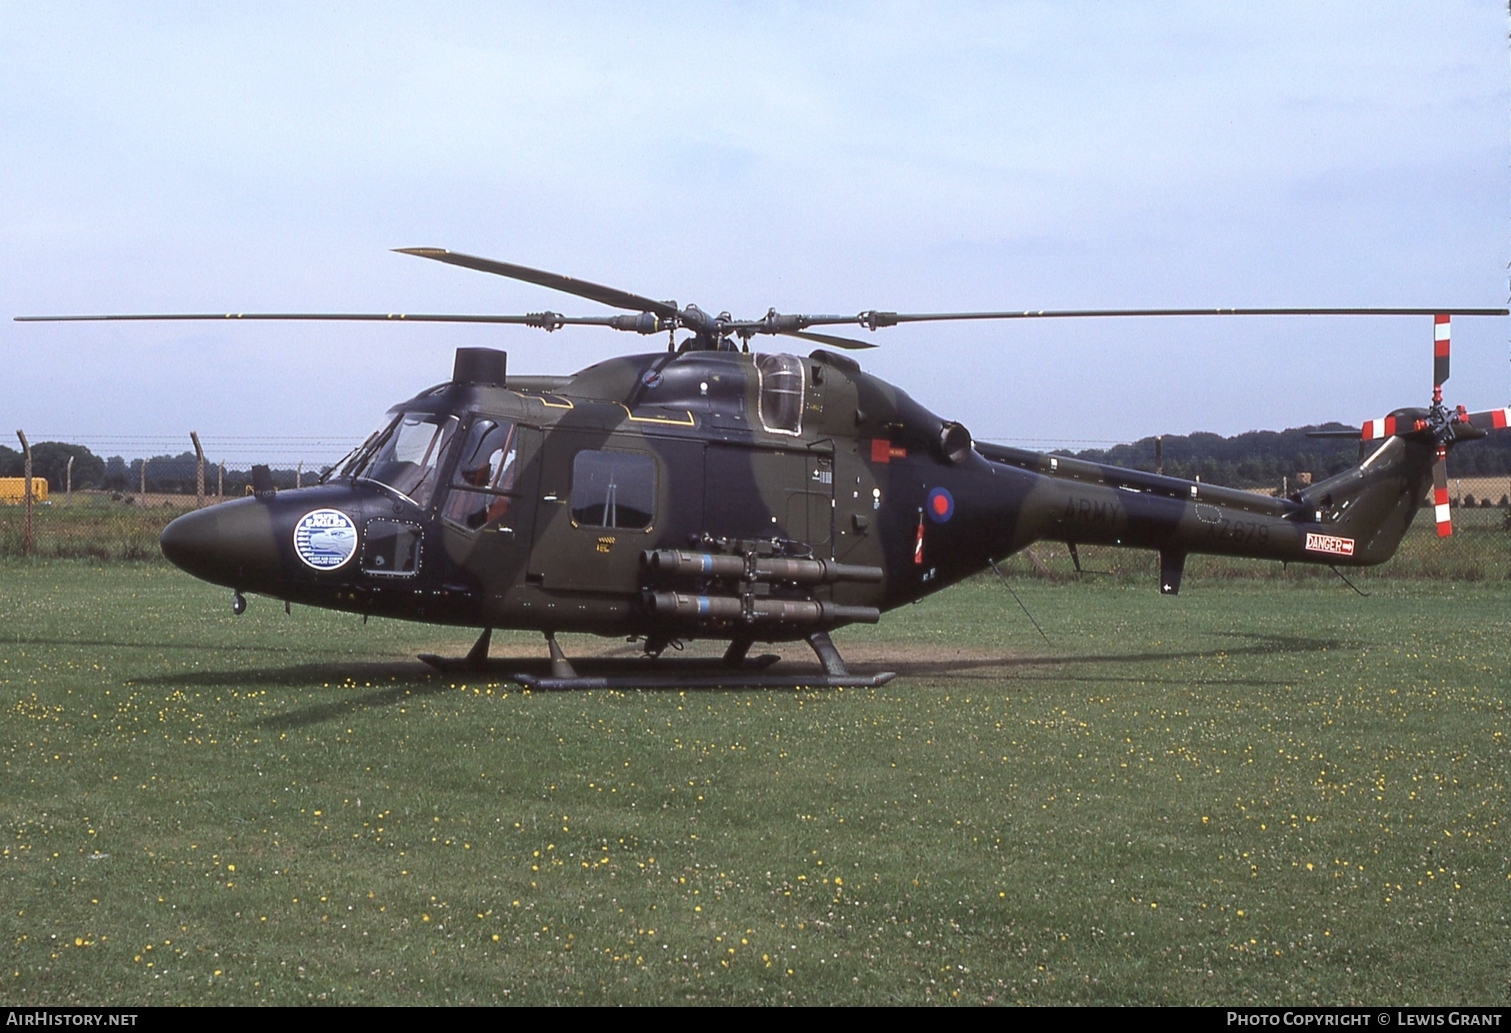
xmin=416 ymin=653 xmax=783 ymax=676
xmin=416 ymin=628 xmax=894 ymax=689
xmin=511 ymin=668 xmax=896 ymax=691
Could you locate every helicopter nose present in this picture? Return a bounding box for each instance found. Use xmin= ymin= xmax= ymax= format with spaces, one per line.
xmin=160 ymin=499 xmax=280 ymax=588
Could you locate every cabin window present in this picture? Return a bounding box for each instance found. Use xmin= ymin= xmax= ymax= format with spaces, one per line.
xmin=360 ymin=519 xmax=423 ymax=577
xmin=570 ymin=449 xmax=655 ymax=530
xmin=442 ymin=419 xmax=520 ymax=530
xmin=756 ymin=353 xmax=804 ymax=435
xmin=354 ymin=412 xmax=459 ymax=508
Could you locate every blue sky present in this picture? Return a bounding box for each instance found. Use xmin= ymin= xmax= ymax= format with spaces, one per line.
xmin=3 ymin=3 xmax=1507 ymax=464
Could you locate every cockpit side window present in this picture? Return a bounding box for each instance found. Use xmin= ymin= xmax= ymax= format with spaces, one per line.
xmin=756 ymin=353 xmax=804 ymax=435
xmin=442 ymin=419 xmax=522 ymax=531
xmin=352 ymin=412 xmax=459 ymax=508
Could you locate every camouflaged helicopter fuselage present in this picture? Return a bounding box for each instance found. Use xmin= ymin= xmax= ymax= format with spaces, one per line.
xmin=160 ymin=347 xmax=1438 ymax=643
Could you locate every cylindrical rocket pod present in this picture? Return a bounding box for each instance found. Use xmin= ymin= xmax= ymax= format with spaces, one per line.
xmin=642 ymin=550 xmax=883 ymax=585
xmin=648 ymin=592 xmax=880 ymax=625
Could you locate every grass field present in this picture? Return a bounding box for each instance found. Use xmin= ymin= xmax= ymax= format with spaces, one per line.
xmin=0 ymin=561 xmax=1507 ymax=1005
xmin=0 ymin=495 xmax=195 ymax=561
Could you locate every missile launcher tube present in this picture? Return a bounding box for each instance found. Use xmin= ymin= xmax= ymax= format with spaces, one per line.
xmin=643 ymin=549 xmax=883 ymax=585
xmin=648 ymin=592 xmax=880 ymax=626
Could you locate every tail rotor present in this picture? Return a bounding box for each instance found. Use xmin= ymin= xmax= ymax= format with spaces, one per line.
xmin=1341 ymin=314 xmax=1510 ymax=538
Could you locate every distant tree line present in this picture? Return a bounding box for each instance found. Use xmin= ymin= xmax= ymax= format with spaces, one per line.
xmin=5 ymin=425 xmax=1509 ymax=498
xmin=0 ymin=443 xmax=318 ymax=495
xmin=0 ymin=442 xmax=105 ymax=490
xmin=1058 ymin=422 xmax=1511 ymax=488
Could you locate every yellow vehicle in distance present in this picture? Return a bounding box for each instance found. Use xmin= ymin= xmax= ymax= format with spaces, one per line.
xmin=0 ymin=477 xmax=47 ymax=505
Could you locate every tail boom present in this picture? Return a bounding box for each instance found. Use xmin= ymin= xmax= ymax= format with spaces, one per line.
xmin=981 ymin=436 xmax=1433 ymax=572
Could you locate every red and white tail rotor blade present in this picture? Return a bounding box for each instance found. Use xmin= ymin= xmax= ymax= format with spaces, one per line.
xmin=1428 ymin=319 xmax=1451 ymax=538
xmin=1431 ymin=445 xmax=1452 ymax=538
xmin=1432 ymin=313 xmax=1450 ymax=400
xmin=1360 ymin=414 xmax=1427 ymax=440
xmin=1461 ymin=406 xmax=1510 ymax=432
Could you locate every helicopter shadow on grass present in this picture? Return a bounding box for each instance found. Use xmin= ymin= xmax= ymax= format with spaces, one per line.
xmin=122 ymin=630 xmax=1354 ymax=730
xmin=251 ymin=678 xmax=457 ymax=731
xmin=241 ymin=656 xmax=846 ymax=730
xmin=130 ymin=659 xmax=443 ymax=688
xmin=127 ymin=660 xmax=456 ymax=731
xmin=125 ymin=654 xmax=788 ymax=731
xmin=877 ymin=630 xmax=1355 ymax=688
xmin=0 ymin=635 xmax=305 ymax=655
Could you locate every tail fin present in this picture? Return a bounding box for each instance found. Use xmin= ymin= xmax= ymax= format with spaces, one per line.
xmin=1295 ymin=435 xmax=1435 ymax=565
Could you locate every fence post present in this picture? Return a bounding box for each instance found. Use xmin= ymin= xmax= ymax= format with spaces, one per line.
xmin=16 ymin=431 xmax=32 ymax=557
xmin=139 ymin=458 xmax=146 ymax=497
xmin=296 ymin=461 xmax=303 ymax=489
xmin=190 ymin=431 xmax=205 ymax=508
xmin=217 ymin=462 xmax=224 ymax=501
xmin=66 ymin=455 xmax=74 ymax=496
xmin=1154 ymin=435 xmax=1163 ymax=476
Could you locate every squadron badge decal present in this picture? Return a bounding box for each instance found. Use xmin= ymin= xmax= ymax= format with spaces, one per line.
xmin=293 ymin=509 xmax=358 ymax=570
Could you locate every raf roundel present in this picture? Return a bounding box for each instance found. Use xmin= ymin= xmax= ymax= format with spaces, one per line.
xmin=927 ymin=486 xmax=955 ymax=523
xmin=293 ymin=509 xmax=358 ymax=570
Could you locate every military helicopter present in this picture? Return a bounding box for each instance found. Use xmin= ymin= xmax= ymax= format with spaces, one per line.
xmin=18 ymin=249 xmax=1510 ymax=689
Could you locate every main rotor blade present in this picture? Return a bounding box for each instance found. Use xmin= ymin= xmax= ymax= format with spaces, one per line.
xmin=14 ymin=312 xmax=622 ymax=328
xmin=798 ymin=306 xmax=1510 ymax=330
xmin=779 ymin=329 xmax=878 ymax=351
xmin=395 ymin=248 xmax=680 ymax=320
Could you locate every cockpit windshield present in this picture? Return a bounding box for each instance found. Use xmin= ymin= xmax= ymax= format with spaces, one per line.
xmin=348 ymin=412 xmax=460 ymax=508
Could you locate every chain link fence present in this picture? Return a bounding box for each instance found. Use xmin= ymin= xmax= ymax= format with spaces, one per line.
xmin=3 ymin=432 xmax=1509 ymax=578
xmin=3 ymin=485 xmax=1509 ymax=579
xmin=1 ymin=432 xmax=353 ymax=560
xmin=0 ymin=492 xmax=196 ymax=560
